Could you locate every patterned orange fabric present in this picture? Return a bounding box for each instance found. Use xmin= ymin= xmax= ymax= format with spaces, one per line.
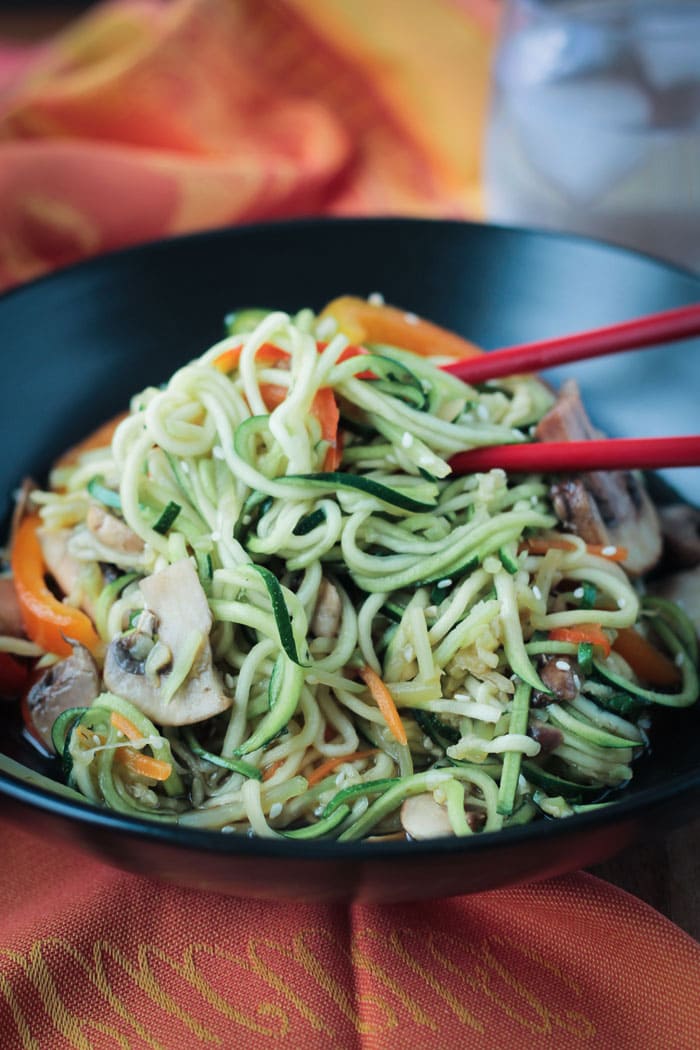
xmin=1 ymin=816 xmax=700 ymax=1049
xmin=0 ymin=0 xmax=497 ymax=290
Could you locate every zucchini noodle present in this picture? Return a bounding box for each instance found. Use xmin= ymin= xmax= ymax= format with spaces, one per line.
xmin=17 ymin=301 xmax=699 ymax=841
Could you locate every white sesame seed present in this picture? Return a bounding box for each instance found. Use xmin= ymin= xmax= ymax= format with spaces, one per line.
xmin=404 ymin=312 xmax=419 ymax=325
xmin=401 ymin=431 xmax=414 ymax=448
xmin=403 ymin=645 xmax=415 ymax=661
xmin=476 ymin=404 xmax=489 ymax=420
xmin=573 ymin=587 xmax=584 ymax=599
xmin=211 ymin=530 xmax=221 ymax=542
xmin=368 ymin=291 xmax=385 ymax=306
xmin=436 ymin=578 xmax=452 ymax=589
xmin=423 ymin=737 xmax=433 ymax=750
xmin=601 ymin=545 xmax=617 ymax=557
xmin=269 ymin=802 xmax=283 ymax=819
xmin=530 ymin=494 xmax=539 ymax=506
xmin=180 ymin=461 xmax=190 ymax=475
xmin=573 ymin=674 xmax=581 ymax=689
xmin=617 ymin=597 xmax=626 ymax=609
xmin=555 ymin=660 xmax=571 ymax=672
xmin=212 ymin=446 xmax=225 ymax=460
xmin=532 ymin=585 xmax=542 ymax=600
xmin=675 ymin=652 xmax=685 ymax=667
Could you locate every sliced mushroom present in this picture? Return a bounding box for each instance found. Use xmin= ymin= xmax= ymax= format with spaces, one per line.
xmin=86 ymin=505 xmax=145 ymax=555
xmin=528 ymin=721 xmax=565 ymax=753
xmin=539 ymin=655 xmax=581 ymax=701
xmin=26 ymin=642 xmax=100 ymax=752
xmin=38 ymin=527 xmax=98 ymax=618
xmin=659 ymin=504 xmax=700 ymax=568
xmin=103 ymin=559 xmax=230 ymax=726
xmin=400 ymin=793 xmax=455 ymax=840
xmin=648 ymin=565 xmax=700 ymax=636
xmin=535 ymin=381 xmax=662 ymax=575
xmin=310 ymin=578 xmax=342 ymax=638
xmin=0 ymin=577 xmax=25 ymax=638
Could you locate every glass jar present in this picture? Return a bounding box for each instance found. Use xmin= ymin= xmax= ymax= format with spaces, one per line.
xmin=484 ymin=0 xmax=700 ymax=272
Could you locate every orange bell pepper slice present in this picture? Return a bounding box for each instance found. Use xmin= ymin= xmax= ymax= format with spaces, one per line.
xmin=259 ymin=384 xmax=341 ymax=471
xmin=612 ymin=627 xmax=681 ymax=688
xmin=10 ymin=515 xmax=100 ymax=657
xmin=320 ymin=296 xmax=482 ymax=360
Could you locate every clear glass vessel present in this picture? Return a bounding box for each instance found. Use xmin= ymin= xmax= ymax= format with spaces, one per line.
xmin=484 ymin=0 xmax=700 ymax=271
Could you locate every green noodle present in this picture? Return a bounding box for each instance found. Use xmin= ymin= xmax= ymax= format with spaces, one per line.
xmin=26 ymin=304 xmax=699 ymax=840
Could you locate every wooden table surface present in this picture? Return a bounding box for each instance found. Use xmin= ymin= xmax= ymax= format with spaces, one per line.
xmin=2 ymin=4 xmax=699 ymax=943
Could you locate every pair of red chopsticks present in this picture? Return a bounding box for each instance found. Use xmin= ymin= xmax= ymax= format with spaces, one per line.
xmin=444 ymin=303 xmax=700 ymax=475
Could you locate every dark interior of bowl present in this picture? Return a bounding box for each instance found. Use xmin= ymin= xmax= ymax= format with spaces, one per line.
xmin=1 ymin=217 xmax=699 ymax=901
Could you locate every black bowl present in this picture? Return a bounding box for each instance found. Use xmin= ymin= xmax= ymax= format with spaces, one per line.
xmin=1 ymin=217 xmax=699 ymax=902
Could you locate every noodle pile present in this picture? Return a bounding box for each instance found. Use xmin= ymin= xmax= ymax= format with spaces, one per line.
xmin=22 ymin=304 xmax=699 ymax=839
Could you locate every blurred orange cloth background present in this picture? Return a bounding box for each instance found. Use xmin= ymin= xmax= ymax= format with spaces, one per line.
xmin=0 ymin=0 xmax=497 ymax=290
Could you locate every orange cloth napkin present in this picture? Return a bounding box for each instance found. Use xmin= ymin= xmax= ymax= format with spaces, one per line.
xmin=0 ymin=0 xmax=497 ymax=291
xmin=2 ymin=4 xmax=700 ymax=1048
xmin=2 ymin=815 xmax=700 ymax=1049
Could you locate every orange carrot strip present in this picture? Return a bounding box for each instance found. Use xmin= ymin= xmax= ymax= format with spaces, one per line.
xmin=358 ymin=665 xmax=408 ymax=745
xmin=110 ymin=710 xmax=143 ymax=742
xmin=612 ymin=627 xmax=681 ymax=688
xmin=320 ymin=296 xmax=482 ymax=360
xmin=305 ymin=749 xmax=379 ymax=788
xmin=115 ymin=748 xmax=172 ymax=782
xmin=522 ymin=537 xmax=628 ymax=562
xmin=549 ymin=624 xmax=612 ymax=659
xmin=584 ymin=543 xmax=629 ymax=563
xmin=11 ymin=515 xmax=101 ymax=657
xmin=214 ymin=343 xmax=290 ymax=373
xmin=262 ymin=758 xmax=286 ymax=782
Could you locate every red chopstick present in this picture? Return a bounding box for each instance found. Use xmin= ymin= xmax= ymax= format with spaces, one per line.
xmin=449 ymin=435 xmax=700 ymax=476
xmin=443 ymin=303 xmax=700 ymax=385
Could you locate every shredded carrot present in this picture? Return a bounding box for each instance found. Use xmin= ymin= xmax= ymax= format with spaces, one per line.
xmin=305 ymin=749 xmax=379 ymax=788
xmin=358 ymin=665 xmax=408 ymax=745
xmin=613 ymin=627 xmax=681 ymax=688
xmin=522 ymin=537 xmax=628 ymax=562
xmin=262 ymin=758 xmax=286 ymax=782
xmin=214 ymin=343 xmax=289 ymax=373
xmin=549 ymin=624 xmax=612 ymax=659
xmin=115 ymin=748 xmax=172 ymax=782
xmin=110 ymin=710 xmax=143 ymax=742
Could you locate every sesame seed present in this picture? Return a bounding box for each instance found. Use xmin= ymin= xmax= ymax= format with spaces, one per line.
xmin=555 ymin=660 xmax=570 ymax=672
xmin=532 ymin=585 xmax=542 ymax=600
xmin=401 ymin=431 xmax=414 ymax=448
xmin=404 ymin=312 xmax=419 ymax=325
xmin=617 ymin=597 xmax=626 ymax=609
xmin=212 ymin=446 xmax=225 ymax=460
xmin=573 ymin=587 xmax=584 ymax=599
xmin=403 ymin=645 xmax=415 ymax=662
xmin=573 ymin=674 xmax=581 ymax=689
xmin=368 ymin=291 xmax=384 ymax=306
xmin=269 ymin=803 xmax=283 ymax=819
xmin=423 ymin=737 xmax=433 ymax=750
xmin=476 ymin=404 xmax=489 ymax=420
xmin=530 ymin=494 xmax=539 ymax=506
xmin=601 ymin=545 xmax=617 ymax=557
xmin=211 ymin=530 xmax=221 ymax=542
xmin=180 ymin=461 xmax=190 ymax=475
xmin=675 ymin=652 xmax=685 ymax=667
xmin=436 ymin=578 xmax=452 ymax=589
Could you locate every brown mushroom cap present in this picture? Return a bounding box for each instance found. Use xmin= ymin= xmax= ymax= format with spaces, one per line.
xmin=103 ymin=559 xmax=230 ymax=726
